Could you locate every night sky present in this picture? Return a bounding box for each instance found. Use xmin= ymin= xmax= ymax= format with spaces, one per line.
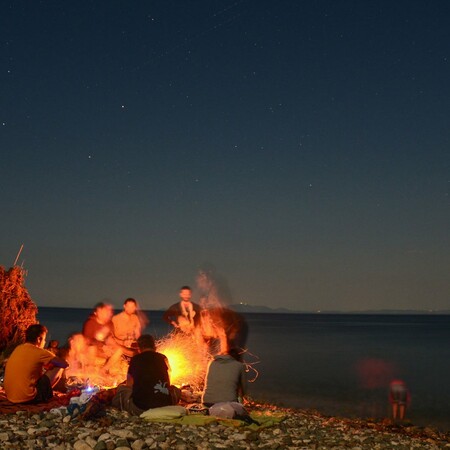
xmin=1 ymin=1 xmax=449 ymax=311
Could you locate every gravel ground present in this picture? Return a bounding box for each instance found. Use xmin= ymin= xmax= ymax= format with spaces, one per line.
xmin=0 ymin=401 xmax=449 ymax=449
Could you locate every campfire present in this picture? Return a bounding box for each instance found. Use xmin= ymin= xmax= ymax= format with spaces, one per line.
xmin=64 ymin=308 xmax=257 ymax=393
xmin=65 ymin=329 xmax=213 ymax=393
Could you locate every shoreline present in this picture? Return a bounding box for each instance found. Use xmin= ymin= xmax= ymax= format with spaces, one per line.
xmin=0 ymin=400 xmax=449 ymax=449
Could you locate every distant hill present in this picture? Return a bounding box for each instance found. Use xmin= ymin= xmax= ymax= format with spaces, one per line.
xmin=227 ymin=304 xmax=450 ymax=315
xmin=228 ymin=303 xmax=298 ymax=314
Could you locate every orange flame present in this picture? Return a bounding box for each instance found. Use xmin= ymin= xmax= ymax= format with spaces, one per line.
xmin=156 ymin=330 xmax=211 ymax=391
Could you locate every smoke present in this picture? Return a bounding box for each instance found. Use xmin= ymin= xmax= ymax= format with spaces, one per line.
xmin=196 ymin=263 xmax=233 ymax=308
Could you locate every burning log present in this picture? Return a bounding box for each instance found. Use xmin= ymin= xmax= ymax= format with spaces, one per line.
xmin=0 ymin=266 xmax=38 ymax=355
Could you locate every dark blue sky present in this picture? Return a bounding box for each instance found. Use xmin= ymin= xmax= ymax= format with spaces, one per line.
xmin=1 ymin=1 xmax=449 ymax=311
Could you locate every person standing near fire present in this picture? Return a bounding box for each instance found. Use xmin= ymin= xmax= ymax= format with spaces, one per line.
xmin=163 ymin=286 xmax=201 ymax=333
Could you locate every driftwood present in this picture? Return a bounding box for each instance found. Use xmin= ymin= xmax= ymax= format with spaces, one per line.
xmin=0 ymin=266 xmax=38 ymax=355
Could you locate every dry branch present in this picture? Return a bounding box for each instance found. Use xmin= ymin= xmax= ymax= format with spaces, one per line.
xmin=0 ymin=265 xmax=38 ymax=354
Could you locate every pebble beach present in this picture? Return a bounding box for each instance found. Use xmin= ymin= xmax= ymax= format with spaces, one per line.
xmin=1 ymin=401 xmax=449 ymax=450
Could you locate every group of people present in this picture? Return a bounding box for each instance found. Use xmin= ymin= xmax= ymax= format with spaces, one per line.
xmin=76 ymin=286 xmax=242 ymax=372
xmin=2 ymin=286 xmax=248 ymax=418
xmin=79 ymin=298 xmax=143 ymax=373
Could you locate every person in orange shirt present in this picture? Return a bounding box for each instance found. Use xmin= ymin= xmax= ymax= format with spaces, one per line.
xmin=4 ymin=324 xmax=68 ymax=404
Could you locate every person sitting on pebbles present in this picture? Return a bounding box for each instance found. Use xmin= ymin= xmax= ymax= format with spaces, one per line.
xmin=3 ymin=324 xmax=69 ymax=404
xmin=111 ymin=298 xmax=145 ymax=355
xmin=112 ymin=334 xmax=180 ymax=415
xmin=201 ymin=348 xmax=255 ymax=422
xmin=202 ymin=347 xmax=247 ymax=406
xmin=82 ymin=302 xmax=123 ymax=373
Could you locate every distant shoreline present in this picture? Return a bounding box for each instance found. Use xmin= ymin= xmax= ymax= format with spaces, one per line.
xmin=36 ymin=305 xmax=450 ymax=315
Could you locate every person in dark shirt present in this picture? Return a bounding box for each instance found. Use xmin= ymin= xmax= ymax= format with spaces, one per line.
xmin=163 ymin=286 xmax=202 ymax=333
xmin=112 ymin=334 xmax=180 ymax=415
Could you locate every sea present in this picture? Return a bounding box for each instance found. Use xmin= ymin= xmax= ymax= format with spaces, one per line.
xmin=37 ymin=308 xmax=450 ymax=432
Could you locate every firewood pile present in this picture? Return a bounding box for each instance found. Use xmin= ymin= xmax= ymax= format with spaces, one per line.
xmin=0 ymin=266 xmax=38 ymax=355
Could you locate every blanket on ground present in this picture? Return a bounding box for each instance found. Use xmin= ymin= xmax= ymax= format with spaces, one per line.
xmin=140 ymin=405 xmax=286 ymax=430
xmin=0 ymin=387 xmax=72 ymax=414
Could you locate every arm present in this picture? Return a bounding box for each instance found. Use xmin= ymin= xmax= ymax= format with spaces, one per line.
xmin=82 ymin=317 xmax=98 ymax=344
xmin=126 ymin=373 xmax=134 ymax=387
xmin=163 ymin=304 xmax=179 ymax=327
xmin=50 ymin=356 xmax=69 ymax=369
xmin=238 ymin=364 xmax=247 ymax=398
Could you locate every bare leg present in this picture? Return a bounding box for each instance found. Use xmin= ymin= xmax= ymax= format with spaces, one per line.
xmin=104 ymin=348 xmax=123 ymax=373
xmin=399 ymin=404 xmax=406 ymax=420
xmin=45 ymin=366 xmax=65 ymax=388
xmin=392 ymin=402 xmax=398 ymax=420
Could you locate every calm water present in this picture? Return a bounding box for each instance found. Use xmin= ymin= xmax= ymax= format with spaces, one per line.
xmin=37 ymin=308 xmax=450 ymax=431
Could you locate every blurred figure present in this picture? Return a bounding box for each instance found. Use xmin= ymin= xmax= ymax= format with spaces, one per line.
xmin=47 ymin=339 xmax=60 ymax=356
xmin=389 ymin=379 xmax=410 ymax=421
xmin=196 ymin=266 xmax=248 ymax=355
xmin=355 ymin=357 xmax=396 ymax=418
xmin=82 ymin=302 xmax=122 ymax=373
xmin=163 ymin=286 xmax=201 ymax=332
xmin=196 ymin=264 xmax=233 ymax=309
xmin=112 ymin=298 xmax=144 ymax=349
xmin=199 ymin=302 xmax=248 ymax=356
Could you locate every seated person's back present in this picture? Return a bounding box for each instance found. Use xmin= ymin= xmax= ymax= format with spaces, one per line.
xmin=129 ymin=344 xmax=173 ymax=410
xmin=112 ymin=334 xmax=179 ymax=415
xmin=202 ymin=348 xmax=247 ymax=405
xmin=4 ymin=324 xmax=68 ymax=404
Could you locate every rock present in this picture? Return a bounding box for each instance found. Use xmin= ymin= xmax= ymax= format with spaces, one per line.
xmin=156 ymin=434 xmax=167 ymax=442
xmin=116 ymin=438 xmax=131 ymax=448
xmin=73 ymin=439 xmax=94 ymax=450
xmin=98 ymin=433 xmax=112 ymax=441
xmin=231 ymin=432 xmax=247 ymax=441
xmin=131 ymin=439 xmax=146 ymax=450
xmin=105 ymin=441 xmax=116 ymax=450
xmin=93 ymin=441 xmax=107 ymax=450
xmin=15 ymin=430 xmax=28 ymax=437
xmin=85 ymin=436 xmax=98 ymax=447
xmin=40 ymin=419 xmax=55 ymax=428
xmin=111 ymin=428 xmax=136 ymax=439
xmin=0 ymin=432 xmax=10 ymax=441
